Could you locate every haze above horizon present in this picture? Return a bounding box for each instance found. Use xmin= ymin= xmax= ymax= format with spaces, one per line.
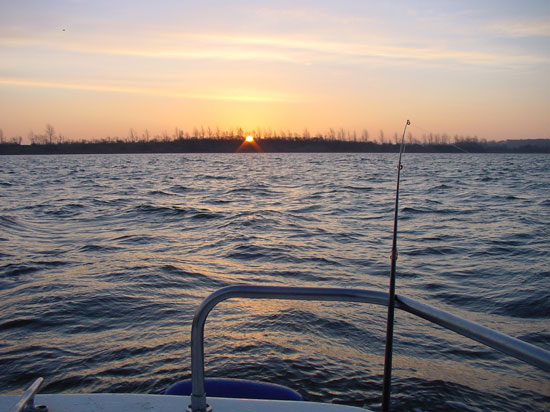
xmin=1 ymin=0 xmax=549 ymax=143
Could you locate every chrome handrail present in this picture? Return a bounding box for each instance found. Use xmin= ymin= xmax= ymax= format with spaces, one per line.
xmin=188 ymin=285 xmax=550 ymax=412
xmin=395 ymin=295 xmax=550 ymax=370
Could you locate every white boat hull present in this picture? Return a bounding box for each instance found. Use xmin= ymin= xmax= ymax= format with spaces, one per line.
xmin=0 ymin=393 xmax=371 ymax=412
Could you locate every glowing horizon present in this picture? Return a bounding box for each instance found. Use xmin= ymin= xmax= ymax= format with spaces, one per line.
xmin=0 ymin=1 xmax=549 ymax=143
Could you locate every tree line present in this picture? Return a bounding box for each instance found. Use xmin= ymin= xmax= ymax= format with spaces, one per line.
xmin=0 ymin=124 xmax=548 ymax=154
xmin=1 ymin=124 xmax=488 ymax=145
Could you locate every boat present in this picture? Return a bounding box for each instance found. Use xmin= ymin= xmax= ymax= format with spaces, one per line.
xmin=2 ymin=284 xmax=549 ymax=412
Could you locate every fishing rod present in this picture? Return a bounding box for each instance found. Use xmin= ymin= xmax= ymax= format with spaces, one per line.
xmin=381 ymin=119 xmax=410 ymax=412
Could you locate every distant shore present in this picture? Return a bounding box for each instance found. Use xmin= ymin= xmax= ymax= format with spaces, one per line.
xmin=1 ymin=137 xmax=549 ymax=155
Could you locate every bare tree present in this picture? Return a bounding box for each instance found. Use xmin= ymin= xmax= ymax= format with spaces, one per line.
xmin=128 ymin=128 xmax=137 ymax=142
xmin=338 ymin=128 xmax=345 ymax=141
xmin=30 ymin=132 xmax=47 ymax=145
xmin=45 ymin=124 xmax=55 ymax=144
xmin=173 ymin=127 xmax=181 ymax=140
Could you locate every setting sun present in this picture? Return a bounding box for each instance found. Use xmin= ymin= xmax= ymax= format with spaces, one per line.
xmin=236 ymin=134 xmax=262 ymax=152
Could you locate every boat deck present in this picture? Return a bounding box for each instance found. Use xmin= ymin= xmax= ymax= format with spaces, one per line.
xmin=0 ymin=393 xmax=371 ymax=412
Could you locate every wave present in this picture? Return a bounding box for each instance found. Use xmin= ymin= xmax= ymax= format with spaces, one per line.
xmin=435 ymin=288 xmax=550 ymax=319
xmin=191 ymin=211 xmax=222 ymax=220
xmin=135 ymin=204 xmax=188 ymax=216
xmin=159 ymin=264 xmax=227 ymax=289
xmin=79 ymin=244 xmax=122 ymax=252
xmin=497 ymin=292 xmax=550 ymax=319
xmin=401 ymin=206 xmax=475 ymax=215
xmin=0 ymin=215 xmax=23 ymax=229
xmin=134 ymin=204 xmax=222 ymax=220
xmin=427 ymin=183 xmax=453 ymax=192
xmin=1 ymin=260 xmax=70 ymax=277
xmin=403 ymin=246 xmax=466 ymax=256
xmin=148 ymin=190 xmax=172 ymax=196
xmin=1 ymin=263 xmax=41 ymax=277
xmin=42 ymin=203 xmax=86 ymax=217
xmin=226 ymin=186 xmax=280 ymax=197
xmin=168 ymin=184 xmax=191 ymax=193
xmin=0 ymin=317 xmax=58 ymax=332
xmin=113 ymin=234 xmax=161 ymax=245
xmin=196 ymin=174 xmax=236 ymax=181
xmin=337 ymin=185 xmax=374 ymax=192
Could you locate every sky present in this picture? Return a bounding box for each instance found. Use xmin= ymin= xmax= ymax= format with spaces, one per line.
xmin=0 ymin=0 xmax=549 ymax=143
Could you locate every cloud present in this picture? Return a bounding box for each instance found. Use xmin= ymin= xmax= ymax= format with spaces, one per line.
xmin=0 ymin=77 xmax=298 ymax=103
xmin=177 ymin=33 xmax=550 ymax=68
xmin=1 ymin=24 xmax=548 ymax=70
xmin=255 ymin=7 xmax=376 ymax=25
xmin=484 ymin=20 xmax=550 ymax=38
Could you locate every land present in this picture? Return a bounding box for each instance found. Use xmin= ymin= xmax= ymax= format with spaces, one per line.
xmin=1 ymin=136 xmax=549 ymax=155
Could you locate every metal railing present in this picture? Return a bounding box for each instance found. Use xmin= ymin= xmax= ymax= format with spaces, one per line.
xmin=188 ymin=285 xmax=550 ymax=412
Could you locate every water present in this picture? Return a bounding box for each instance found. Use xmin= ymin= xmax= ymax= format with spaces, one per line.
xmin=0 ymin=153 xmax=548 ymax=411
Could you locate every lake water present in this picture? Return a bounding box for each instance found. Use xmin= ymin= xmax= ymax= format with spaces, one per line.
xmin=0 ymin=153 xmax=548 ymax=411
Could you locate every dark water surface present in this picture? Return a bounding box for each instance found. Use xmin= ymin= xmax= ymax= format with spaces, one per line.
xmin=1 ymin=153 xmax=548 ymax=411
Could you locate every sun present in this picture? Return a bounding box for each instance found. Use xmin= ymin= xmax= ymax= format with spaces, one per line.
xmin=236 ymin=135 xmax=263 ymax=152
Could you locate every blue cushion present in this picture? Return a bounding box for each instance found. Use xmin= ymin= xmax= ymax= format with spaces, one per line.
xmin=165 ymin=378 xmax=303 ymax=401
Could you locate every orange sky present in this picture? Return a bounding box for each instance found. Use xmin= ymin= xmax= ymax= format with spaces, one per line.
xmin=1 ymin=1 xmax=549 ymax=142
